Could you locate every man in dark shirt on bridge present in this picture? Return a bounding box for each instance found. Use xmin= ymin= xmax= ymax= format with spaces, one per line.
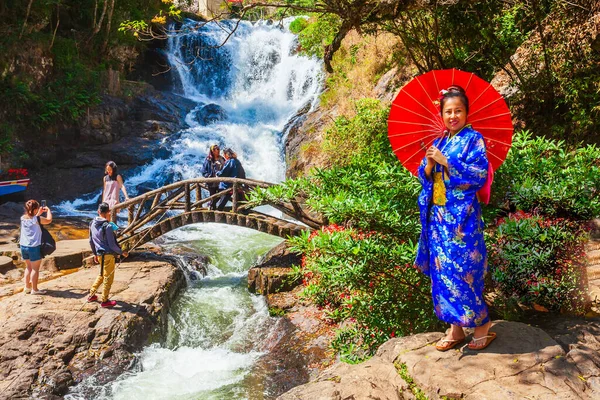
xmin=216 ymin=148 xmax=245 ymax=211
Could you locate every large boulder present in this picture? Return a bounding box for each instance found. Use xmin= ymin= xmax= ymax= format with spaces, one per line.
xmin=279 ymin=356 xmax=410 ymax=400
xmin=248 ymin=242 xmax=302 ymax=295
xmin=0 ymin=252 xmax=185 ymax=398
xmin=194 ymin=103 xmax=227 ymax=125
xmin=280 ymin=320 xmax=600 ymax=400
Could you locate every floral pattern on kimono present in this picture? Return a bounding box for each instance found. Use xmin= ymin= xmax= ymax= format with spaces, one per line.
xmin=414 ymin=126 xmax=490 ymax=327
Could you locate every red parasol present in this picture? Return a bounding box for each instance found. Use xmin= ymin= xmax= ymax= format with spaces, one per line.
xmin=387 ymin=68 xmax=513 ymax=176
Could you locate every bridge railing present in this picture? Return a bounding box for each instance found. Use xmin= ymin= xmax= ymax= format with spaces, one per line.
xmin=111 ymin=177 xmax=273 ymax=236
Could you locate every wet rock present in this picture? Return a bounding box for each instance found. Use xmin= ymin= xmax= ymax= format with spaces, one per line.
xmin=285 ymin=104 xmax=332 ymax=179
xmin=254 ymin=285 xmax=337 ymax=398
xmin=248 ymin=266 xmax=299 ymax=295
xmin=0 ymin=251 xmax=185 ymax=398
xmin=194 ymin=103 xmax=227 ymax=125
xmin=282 ymin=101 xmax=311 ymax=141
xmin=248 ymin=242 xmax=302 ymax=295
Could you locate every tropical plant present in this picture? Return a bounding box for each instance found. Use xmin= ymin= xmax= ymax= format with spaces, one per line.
xmin=488 ymin=212 xmax=589 ymax=314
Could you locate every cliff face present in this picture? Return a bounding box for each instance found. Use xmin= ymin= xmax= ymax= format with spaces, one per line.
xmin=0 ymin=34 xmax=196 ymax=203
xmin=24 ymin=81 xmax=196 ymax=203
xmin=284 ymin=30 xmax=412 ymax=178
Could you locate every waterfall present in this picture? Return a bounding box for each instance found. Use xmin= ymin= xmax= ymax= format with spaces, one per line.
xmin=65 ymin=17 xmax=322 ymax=400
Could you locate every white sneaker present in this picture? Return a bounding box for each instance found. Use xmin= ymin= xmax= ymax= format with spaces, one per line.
xmin=31 ymin=289 xmax=46 ymax=295
xmin=24 ymin=288 xmax=31 ymax=294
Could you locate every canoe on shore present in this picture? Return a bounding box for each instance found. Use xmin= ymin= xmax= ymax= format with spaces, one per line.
xmin=0 ymin=178 xmax=30 ymax=202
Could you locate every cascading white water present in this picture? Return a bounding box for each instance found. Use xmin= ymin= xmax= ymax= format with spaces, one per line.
xmin=64 ymin=18 xmax=322 ymax=399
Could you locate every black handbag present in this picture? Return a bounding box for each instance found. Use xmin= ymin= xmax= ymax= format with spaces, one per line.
xmin=37 ymin=217 xmax=56 ymax=257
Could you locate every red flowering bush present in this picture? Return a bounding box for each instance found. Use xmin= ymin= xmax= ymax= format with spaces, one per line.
xmin=290 ymin=224 xmax=440 ymax=363
xmin=487 ymin=213 xmax=589 ymax=314
xmin=1 ymin=169 xmax=28 ymax=180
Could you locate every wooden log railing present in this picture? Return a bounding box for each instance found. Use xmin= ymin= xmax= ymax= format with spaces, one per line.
xmin=110 ymin=177 xmax=323 ymax=250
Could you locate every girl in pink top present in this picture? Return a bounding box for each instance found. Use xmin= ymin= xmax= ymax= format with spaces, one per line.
xmin=102 ymin=161 xmax=129 ymax=209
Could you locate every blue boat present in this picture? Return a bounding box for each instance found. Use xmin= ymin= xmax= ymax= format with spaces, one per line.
xmin=0 ymin=178 xmax=30 ymax=202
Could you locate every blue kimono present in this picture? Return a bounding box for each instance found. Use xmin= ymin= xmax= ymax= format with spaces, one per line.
xmin=414 ymin=126 xmax=489 ymax=327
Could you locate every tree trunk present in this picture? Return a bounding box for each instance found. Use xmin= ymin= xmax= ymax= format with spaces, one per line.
xmin=49 ymin=3 xmax=60 ymax=50
xmin=101 ymin=0 xmax=116 ymax=54
xmin=324 ymin=21 xmax=352 ymax=73
xmin=90 ymin=0 xmax=108 ymax=40
xmin=20 ymin=0 xmax=35 ymax=38
xmin=93 ymin=0 xmax=98 ymax=27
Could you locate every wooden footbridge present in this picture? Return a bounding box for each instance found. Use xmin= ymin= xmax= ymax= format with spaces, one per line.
xmin=111 ymin=177 xmax=324 ymax=250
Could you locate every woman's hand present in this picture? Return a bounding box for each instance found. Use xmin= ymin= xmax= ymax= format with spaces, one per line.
xmin=426 ymin=146 xmax=448 ymax=168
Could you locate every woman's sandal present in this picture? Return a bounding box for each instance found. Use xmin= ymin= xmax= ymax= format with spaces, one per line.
xmin=435 ymin=337 xmax=465 ymax=351
xmin=468 ymin=332 xmax=497 ymax=350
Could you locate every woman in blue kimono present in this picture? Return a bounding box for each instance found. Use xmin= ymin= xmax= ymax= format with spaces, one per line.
xmin=414 ymin=85 xmax=496 ymax=351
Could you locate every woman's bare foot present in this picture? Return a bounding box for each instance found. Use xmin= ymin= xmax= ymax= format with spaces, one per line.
xmin=469 ymin=321 xmax=494 ymax=350
xmin=436 ymin=324 xmax=466 ymax=351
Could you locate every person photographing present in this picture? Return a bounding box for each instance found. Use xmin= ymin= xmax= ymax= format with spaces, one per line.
xmin=87 ymin=202 xmax=128 ymax=308
xmin=20 ymin=199 xmax=52 ymax=294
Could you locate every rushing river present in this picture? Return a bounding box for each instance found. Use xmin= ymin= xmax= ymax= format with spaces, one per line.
xmin=63 ymin=18 xmax=322 ymax=399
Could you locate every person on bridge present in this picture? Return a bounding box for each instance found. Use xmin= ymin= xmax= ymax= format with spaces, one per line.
xmin=215 ymin=148 xmax=245 ymax=211
xmin=87 ymin=202 xmax=128 ymax=308
xmin=202 ymin=144 xmax=226 ymax=210
xmin=20 ymin=199 xmax=52 ymax=295
xmin=103 ymin=161 xmax=129 ymax=210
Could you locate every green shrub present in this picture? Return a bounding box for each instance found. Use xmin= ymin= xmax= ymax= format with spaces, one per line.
xmin=295 ymin=13 xmax=341 ymax=58
xmin=289 ymin=226 xmax=439 ymax=363
xmin=289 ymin=17 xmax=309 ymax=34
xmin=487 ymin=212 xmax=588 ymax=314
xmin=323 ymin=98 xmax=393 ymax=166
xmin=492 ymin=131 xmax=600 ymax=220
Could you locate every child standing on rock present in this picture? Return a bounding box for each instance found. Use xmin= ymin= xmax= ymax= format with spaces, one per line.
xmin=87 ymin=202 xmax=128 ymax=308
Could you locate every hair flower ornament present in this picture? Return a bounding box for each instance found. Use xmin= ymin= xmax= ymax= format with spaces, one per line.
xmin=434 ymin=89 xmax=449 ymax=106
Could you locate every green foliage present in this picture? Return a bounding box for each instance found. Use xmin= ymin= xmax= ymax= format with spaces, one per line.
xmin=492 ymin=131 xmax=600 ymax=220
xmin=323 ymin=98 xmax=393 ymax=166
xmin=0 ymin=0 xmax=181 ymax=158
xmin=268 ymin=307 xmax=287 ymax=317
xmin=395 ymin=362 xmax=429 ymax=400
xmin=507 ymin=2 xmax=600 ymax=143
xmin=289 ymin=228 xmax=439 ymax=363
xmin=289 ymin=17 xmax=309 ymax=34
xmin=0 ymin=124 xmax=14 ymax=154
xmin=295 ymin=13 xmax=341 ymax=58
xmin=250 ymin=98 xmax=421 ymax=235
xmin=488 ymin=214 xmax=588 ymax=314
xmin=249 ymin=99 xmax=434 ymax=361
xmin=384 ymin=1 xmax=535 ymax=81
xmin=0 ymin=63 xmax=100 ymax=132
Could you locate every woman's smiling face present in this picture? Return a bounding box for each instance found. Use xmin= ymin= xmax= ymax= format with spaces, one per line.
xmin=442 ymin=97 xmax=468 ymax=134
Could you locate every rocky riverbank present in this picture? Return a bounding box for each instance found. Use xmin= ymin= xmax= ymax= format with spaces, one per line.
xmin=0 ymin=249 xmax=185 ymax=399
xmin=247 ymin=242 xmax=338 ymax=396
xmin=279 ymin=318 xmax=600 ymax=399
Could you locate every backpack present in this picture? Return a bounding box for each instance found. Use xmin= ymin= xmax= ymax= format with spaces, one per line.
xmin=37 ymin=217 xmax=56 ymax=257
xmin=89 ymin=220 xmax=112 ymax=254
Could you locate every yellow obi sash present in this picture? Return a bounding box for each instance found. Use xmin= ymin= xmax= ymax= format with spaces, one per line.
xmin=433 ymin=170 xmax=447 ymax=206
